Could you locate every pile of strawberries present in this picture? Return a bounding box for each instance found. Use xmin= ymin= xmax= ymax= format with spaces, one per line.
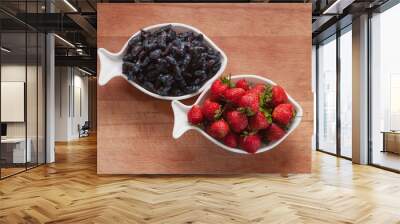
xmin=187 ymin=77 xmax=296 ymax=153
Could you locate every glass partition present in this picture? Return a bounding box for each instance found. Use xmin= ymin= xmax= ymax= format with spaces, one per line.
xmin=370 ymin=3 xmax=400 ymax=171
xmin=0 ymin=1 xmax=46 ymax=179
xmin=1 ymin=30 xmax=28 ymax=177
xmin=339 ymin=27 xmax=352 ymax=158
xmin=317 ymin=35 xmax=337 ymax=154
xmin=27 ymin=31 xmax=38 ymax=169
xmin=38 ymin=32 xmax=45 ymax=165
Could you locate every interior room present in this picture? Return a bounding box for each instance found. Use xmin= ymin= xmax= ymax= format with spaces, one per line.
xmin=0 ymin=18 xmax=46 ymax=177
xmin=370 ymin=3 xmax=400 ymax=171
xmin=0 ymin=0 xmax=400 ymax=223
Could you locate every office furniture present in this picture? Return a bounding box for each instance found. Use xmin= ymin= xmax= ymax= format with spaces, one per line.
xmin=382 ymin=131 xmax=400 ymax=154
xmin=1 ymin=138 xmax=31 ymax=164
xmin=1 ymin=123 xmax=7 ymax=137
xmin=79 ymin=121 xmax=90 ymax=138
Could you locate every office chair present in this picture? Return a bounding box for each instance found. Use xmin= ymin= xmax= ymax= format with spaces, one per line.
xmin=79 ymin=121 xmax=90 ymax=138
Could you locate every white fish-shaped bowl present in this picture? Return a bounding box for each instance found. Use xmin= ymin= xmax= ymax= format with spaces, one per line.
xmin=97 ymin=23 xmax=228 ymax=101
xmin=171 ymin=74 xmax=303 ymax=154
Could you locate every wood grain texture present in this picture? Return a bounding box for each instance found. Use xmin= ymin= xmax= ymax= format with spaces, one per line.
xmin=97 ymin=3 xmax=312 ymax=174
xmin=1 ymin=136 xmax=400 ymax=223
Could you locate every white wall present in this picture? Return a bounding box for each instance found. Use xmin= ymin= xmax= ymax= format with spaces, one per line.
xmin=54 ymin=67 xmax=89 ymax=141
xmin=1 ymin=65 xmax=26 ymax=138
xmin=1 ymin=65 xmax=39 ymax=137
xmin=1 ymin=63 xmax=46 ymax=164
xmin=55 ymin=67 xmax=70 ymax=141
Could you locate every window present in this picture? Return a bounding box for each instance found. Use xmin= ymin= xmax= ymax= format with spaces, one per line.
xmin=316 ymin=25 xmax=353 ymax=159
xmin=370 ymin=3 xmax=400 ymax=171
xmin=317 ymin=35 xmax=337 ymax=154
xmin=339 ymin=27 xmax=352 ymax=158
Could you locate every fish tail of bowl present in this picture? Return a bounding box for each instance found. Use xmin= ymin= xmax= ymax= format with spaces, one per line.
xmin=171 ymin=100 xmax=193 ymax=139
xmin=97 ymin=48 xmax=123 ymax=86
xmin=291 ymin=101 xmax=303 ymax=131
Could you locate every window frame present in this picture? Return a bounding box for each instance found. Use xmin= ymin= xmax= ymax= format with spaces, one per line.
xmin=367 ymin=0 xmax=400 ymax=173
xmin=315 ymin=24 xmax=353 ymax=161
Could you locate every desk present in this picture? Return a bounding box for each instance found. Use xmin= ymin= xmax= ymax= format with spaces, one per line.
xmin=1 ymin=138 xmax=31 ymax=163
xmin=381 ymin=131 xmax=400 ymax=154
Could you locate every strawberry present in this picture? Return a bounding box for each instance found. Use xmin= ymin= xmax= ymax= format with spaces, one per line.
xmin=272 ymin=103 xmax=294 ymax=126
xmin=226 ymin=110 xmax=248 ymax=133
xmin=235 ymin=79 xmax=250 ymax=90
xmin=202 ymin=99 xmax=222 ymax=120
xmin=240 ymin=134 xmax=261 ymax=153
xmin=238 ymin=92 xmax=259 ymax=115
xmin=223 ymin=88 xmax=245 ymax=104
xmin=271 ymin=85 xmax=288 ymax=106
xmin=265 ymin=123 xmax=285 ymax=142
xmin=223 ymin=132 xmax=239 ymax=148
xmin=249 ymin=84 xmax=266 ymax=97
xmin=187 ymin=105 xmax=204 ymax=125
xmin=207 ymin=119 xmax=229 ymax=139
xmin=249 ymin=111 xmax=271 ymax=131
xmin=211 ymin=77 xmax=231 ymax=99
xmin=209 ymin=94 xmax=222 ymax=102
xmin=279 ymin=103 xmax=295 ymax=114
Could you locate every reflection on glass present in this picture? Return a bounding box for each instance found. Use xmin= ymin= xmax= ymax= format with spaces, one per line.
xmin=27 ymin=31 xmax=38 ymax=169
xmin=0 ymin=1 xmax=46 ymax=179
xmin=340 ymin=28 xmax=352 ymax=158
xmin=371 ymin=4 xmax=400 ymax=171
xmin=1 ymin=31 xmax=27 ymax=177
xmin=38 ymin=33 xmax=46 ymax=165
xmin=317 ymin=36 xmax=337 ymax=154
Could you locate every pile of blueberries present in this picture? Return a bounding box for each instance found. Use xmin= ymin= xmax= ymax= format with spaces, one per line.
xmin=122 ymin=25 xmax=222 ymax=96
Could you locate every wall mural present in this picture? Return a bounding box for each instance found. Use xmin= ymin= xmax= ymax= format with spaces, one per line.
xmin=97 ymin=3 xmax=312 ymax=174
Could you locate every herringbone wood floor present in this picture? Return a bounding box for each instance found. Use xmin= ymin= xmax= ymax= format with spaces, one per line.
xmin=1 ymin=135 xmax=400 ymax=224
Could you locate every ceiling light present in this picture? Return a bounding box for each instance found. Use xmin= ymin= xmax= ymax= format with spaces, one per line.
xmin=78 ymin=67 xmax=94 ymax=76
xmin=323 ymin=0 xmax=355 ymax=15
xmin=63 ymin=0 xmax=78 ymax=12
xmin=1 ymin=47 xmax=11 ymax=53
xmin=54 ymin=34 xmax=75 ymax=48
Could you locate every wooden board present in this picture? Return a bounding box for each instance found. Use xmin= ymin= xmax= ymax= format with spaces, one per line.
xmin=97 ymin=3 xmax=312 ymax=174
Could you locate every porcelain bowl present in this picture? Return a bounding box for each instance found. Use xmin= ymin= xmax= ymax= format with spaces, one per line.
xmin=97 ymin=23 xmax=228 ymax=101
xmin=171 ymin=74 xmax=303 ymax=154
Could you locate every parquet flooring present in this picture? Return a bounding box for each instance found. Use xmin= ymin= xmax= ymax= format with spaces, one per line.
xmin=1 ymin=135 xmax=400 ymax=223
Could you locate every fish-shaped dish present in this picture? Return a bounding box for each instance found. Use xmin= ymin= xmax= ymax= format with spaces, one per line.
xmin=171 ymin=74 xmax=303 ymax=154
xmin=98 ymin=23 xmax=228 ymax=101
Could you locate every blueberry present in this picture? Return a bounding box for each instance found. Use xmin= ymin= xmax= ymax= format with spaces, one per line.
xmin=122 ymin=25 xmax=222 ymax=96
xmin=194 ymin=70 xmax=206 ymax=77
xmin=123 ymin=54 xmax=133 ymax=62
xmin=122 ymin=62 xmax=135 ymax=75
xmin=131 ymin=45 xmax=143 ymax=57
xmin=160 ymin=24 xmax=172 ymax=32
xmin=194 ymin=78 xmax=201 ymax=85
xmin=141 ymin=57 xmax=150 ymax=67
xmin=159 ymin=74 xmax=174 ymax=86
xmin=127 ymin=72 xmax=134 ymax=81
xmin=184 ymin=85 xmax=200 ymax=93
xmin=143 ymin=81 xmax=155 ymax=91
xmin=165 ymin=56 xmax=177 ymax=65
xmin=149 ymin=49 xmax=161 ymax=60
